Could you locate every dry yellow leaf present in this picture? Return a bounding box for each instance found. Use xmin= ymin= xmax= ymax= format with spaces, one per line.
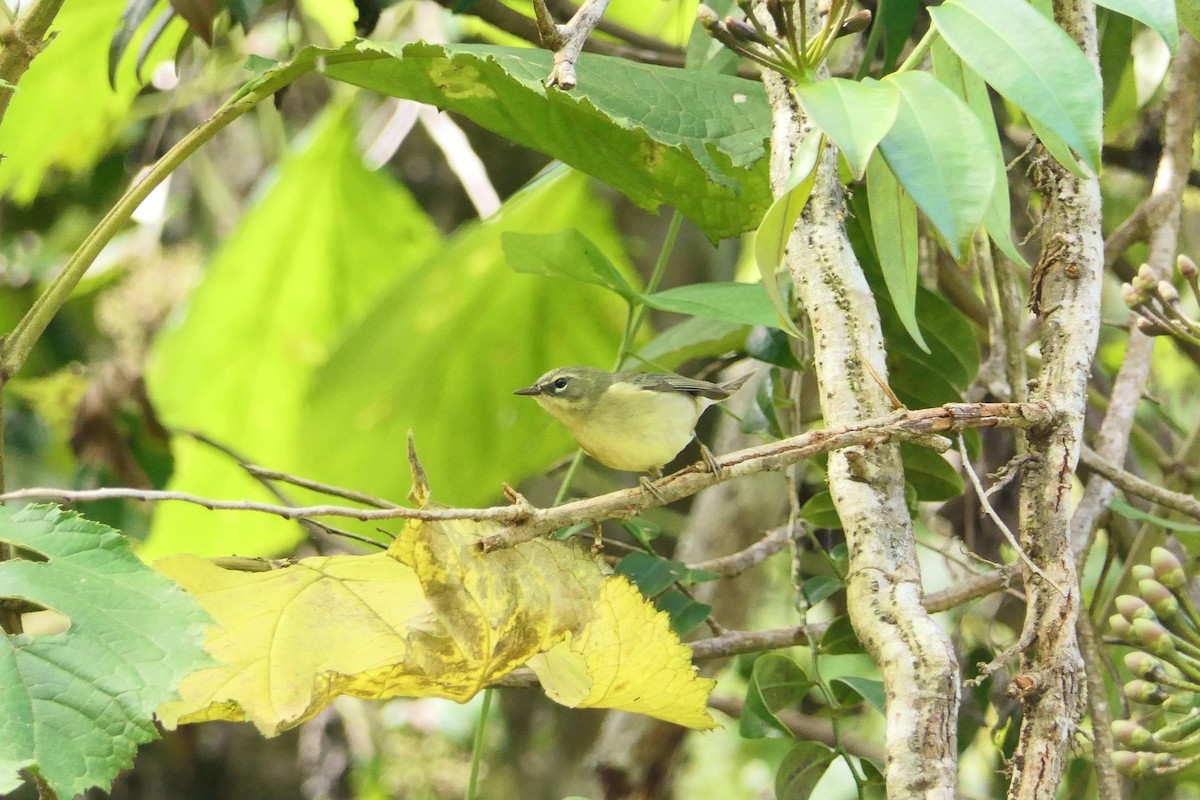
xmin=155 ymin=516 xmax=715 ymax=734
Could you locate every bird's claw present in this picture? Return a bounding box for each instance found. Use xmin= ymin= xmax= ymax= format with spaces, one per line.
xmin=639 ymin=475 xmax=666 ymax=502
xmin=700 ymin=443 xmax=723 ymax=476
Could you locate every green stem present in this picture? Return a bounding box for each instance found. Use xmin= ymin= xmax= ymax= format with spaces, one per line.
xmin=895 ymin=25 xmax=938 ymax=73
xmin=620 ymin=209 xmax=683 ymax=364
xmin=465 ymin=687 xmax=494 ymax=800
xmin=853 ymin=0 xmax=886 ymax=79
xmin=0 ymin=55 xmax=321 ymax=381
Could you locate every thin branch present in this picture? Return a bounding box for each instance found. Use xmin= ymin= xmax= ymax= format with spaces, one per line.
xmin=535 ymin=0 xmax=611 ymax=89
xmin=686 ymin=525 xmax=790 ymax=576
xmin=922 ymin=570 xmax=1015 ymax=614
xmin=707 ymin=694 xmax=884 ymax=763
xmin=1077 ymin=611 xmax=1124 ymax=800
xmin=244 ymin=466 xmax=399 ymax=509
xmin=957 ymin=435 xmax=1059 ymax=593
xmin=1078 ymin=446 xmax=1200 ymax=522
xmin=0 ymin=403 xmax=1052 ymax=538
xmin=687 ymin=624 xmax=814 ymax=659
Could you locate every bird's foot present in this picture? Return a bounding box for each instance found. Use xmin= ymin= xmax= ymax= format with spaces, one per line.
xmin=699 ymin=443 xmax=723 ymax=476
xmin=639 ymin=474 xmax=666 ymax=502
xmin=591 ymin=520 xmax=604 ymax=554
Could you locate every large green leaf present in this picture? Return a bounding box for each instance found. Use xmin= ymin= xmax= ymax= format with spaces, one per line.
xmin=741 ymin=654 xmax=814 ymax=739
xmin=793 ymin=78 xmax=898 ymax=180
xmin=929 ymin=0 xmax=1103 ymax=174
xmin=877 ymin=71 xmax=995 ymax=260
xmin=0 ymin=505 xmax=212 ymax=797
xmin=866 ymin=152 xmax=926 ymax=353
xmin=1095 ymin=0 xmax=1177 ymax=53
xmin=143 ymin=107 xmax=440 ymax=558
xmin=900 ymin=442 xmax=964 ymax=501
xmin=643 ymin=282 xmax=780 ymax=328
xmin=320 ymin=40 xmax=772 ymax=240
xmin=775 ymin=742 xmax=838 ymax=800
xmin=930 ymin=38 xmax=1030 ymax=269
xmin=297 ymin=167 xmax=628 ymax=510
xmin=0 ymin=0 xmax=174 ymax=202
xmin=502 ymin=229 xmax=638 ymax=301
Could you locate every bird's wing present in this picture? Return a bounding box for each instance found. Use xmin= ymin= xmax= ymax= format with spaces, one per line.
xmin=630 ymin=373 xmax=735 ymax=400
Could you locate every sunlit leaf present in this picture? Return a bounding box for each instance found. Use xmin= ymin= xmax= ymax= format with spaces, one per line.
xmin=866 ymin=152 xmax=927 ymax=352
xmin=1094 ymin=0 xmax=1177 ymax=53
xmin=794 ymin=78 xmax=898 ymax=180
xmin=643 ymin=282 xmax=780 ymax=328
xmin=503 ymin=228 xmax=638 ymax=302
xmin=929 ymin=0 xmax=1102 ymax=173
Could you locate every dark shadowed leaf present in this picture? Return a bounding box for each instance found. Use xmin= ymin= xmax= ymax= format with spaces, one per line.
xmin=741 ymin=654 xmax=814 ymax=738
xmin=775 ymin=742 xmax=838 ymax=800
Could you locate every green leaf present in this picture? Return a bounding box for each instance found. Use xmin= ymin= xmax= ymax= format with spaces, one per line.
xmin=820 ymin=615 xmax=863 ymax=655
xmin=0 ymin=0 xmax=175 ymax=202
xmin=1181 ymin=0 xmax=1200 ymax=41
xmin=503 ymin=229 xmax=638 ymax=301
xmin=1095 ymin=0 xmax=1177 ymax=53
xmin=753 ymin=131 xmax=824 ymax=337
xmin=0 ymin=505 xmax=212 ymax=797
xmin=1109 ymin=498 xmax=1200 ymax=534
xmin=866 ymin=152 xmax=927 ymax=353
xmin=930 ymin=38 xmax=1030 ymax=270
xmin=775 ymin=742 xmax=838 ymax=800
xmin=901 ymin=442 xmax=964 ymax=502
xmin=877 ymin=71 xmax=995 ymax=260
xmin=800 ymin=491 xmax=843 ymax=530
xmin=830 ymin=676 xmax=887 ymax=715
xmin=322 ymin=40 xmax=771 ymax=240
xmin=1098 ymin=11 xmax=1141 ymax=139
xmin=224 ymin=0 xmax=262 ymax=28
xmin=655 ymin=590 xmax=713 ymax=635
xmin=620 ymin=519 xmax=661 ymax=547
xmin=296 ymin=167 xmax=629 ymax=517
xmin=794 ymin=79 xmax=899 ymax=180
xmin=144 ymin=107 xmax=441 ymax=558
xmin=636 ymin=317 xmax=748 ymax=370
xmin=801 ymin=575 xmax=844 ymax=607
xmin=929 ymin=0 xmax=1103 ymax=174
xmin=741 ymin=654 xmax=814 ymax=738
xmin=1029 ymin=115 xmax=1090 ymax=178
xmin=108 ymin=0 xmax=159 ymax=88
xmin=616 ymin=552 xmax=719 ymax=597
xmin=643 ymin=282 xmax=781 ymax=328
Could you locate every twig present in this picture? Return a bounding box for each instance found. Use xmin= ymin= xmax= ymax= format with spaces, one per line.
xmin=922 ymin=570 xmax=1017 ymax=613
xmin=244 ymin=466 xmax=399 ymax=509
xmin=534 ymin=0 xmax=612 ymax=89
xmin=1079 ymin=446 xmax=1200 ymax=522
xmin=1077 ymin=612 xmax=1123 ymax=800
xmin=687 ymin=525 xmax=790 ymax=576
xmin=957 ymin=435 xmax=1061 ymax=594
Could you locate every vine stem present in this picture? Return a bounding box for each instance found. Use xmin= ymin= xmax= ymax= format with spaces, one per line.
xmin=465 ymin=687 xmax=494 ymax=800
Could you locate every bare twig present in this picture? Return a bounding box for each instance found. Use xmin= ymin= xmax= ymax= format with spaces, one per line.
xmin=923 ymin=570 xmax=1016 ymax=614
xmin=687 ymin=524 xmax=790 ymax=576
xmin=957 ymin=434 xmax=1059 ymax=593
xmin=1078 ymin=446 xmax=1200 ymax=522
xmin=533 ymin=0 xmax=612 ymax=89
xmin=244 ymin=466 xmax=399 ymax=509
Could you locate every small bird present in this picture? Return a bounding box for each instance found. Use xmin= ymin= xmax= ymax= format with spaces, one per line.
xmin=514 ymin=366 xmax=748 ymax=490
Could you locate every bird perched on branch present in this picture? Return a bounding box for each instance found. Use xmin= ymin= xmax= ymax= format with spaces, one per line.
xmin=514 ymin=366 xmax=748 ymax=494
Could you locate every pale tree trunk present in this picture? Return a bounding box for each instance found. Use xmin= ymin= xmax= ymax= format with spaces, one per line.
xmin=760 ymin=5 xmax=961 ymax=796
xmin=1006 ymin=1 xmax=1103 ymax=796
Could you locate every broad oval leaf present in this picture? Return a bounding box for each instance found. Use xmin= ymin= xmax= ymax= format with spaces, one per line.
xmin=866 ymin=152 xmax=927 ymax=353
xmin=929 ymin=0 xmax=1103 ymax=174
xmin=643 ymin=282 xmax=781 ymax=328
xmin=877 ymin=71 xmax=995 ymax=260
xmin=740 ymin=654 xmax=814 ymax=738
xmin=775 ymin=742 xmax=838 ymax=800
xmin=794 ymin=78 xmax=899 ymax=180
xmin=1095 ymin=0 xmax=1178 ymax=54
xmin=322 ymin=40 xmax=771 ymax=240
xmin=830 ymin=676 xmax=887 ymax=715
xmin=900 ymin=442 xmax=964 ymax=502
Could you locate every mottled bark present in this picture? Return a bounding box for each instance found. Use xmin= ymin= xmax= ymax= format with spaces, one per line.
xmin=760 ymin=10 xmax=961 ymax=796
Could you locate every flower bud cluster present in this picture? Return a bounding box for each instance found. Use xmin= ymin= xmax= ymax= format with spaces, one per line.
xmin=1122 ymin=256 xmax=1200 ymax=346
xmin=1108 ymin=547 xmax=1200 ymax=777
xmin=697 ymin=0 xmax=869 ymax=81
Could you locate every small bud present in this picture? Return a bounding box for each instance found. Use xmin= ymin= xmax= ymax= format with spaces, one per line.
xmin=1122 ymin=282 xmax=1147 ymax=308
xmin=1125 ymin=678 xmax=1169 ymax=705
xmin=1138 ymin=263 xmax=1158 ymax=284
xmin=1130 ymin=618 xmax=1176 ymax=657
xmin=1135 ymin=316 xmax=1171 ymax=336
xmin=1109 ymin=614 xmax=1132 ymax=639
xmin=1139 ymin=579 xmax=1179 ymax=618
xmin=1151 ymin=547 xmax=1187 ymax=590
xmin=725 ymin=16 xmax=766 ymax=44
xmin=838 ymin=9 xmax=872 ymax=37
xmin=697 ymin=5 xmax=721 ymax=29
xmin=1112 ymin=750 xmax=1153 ymax=778
xmin=1132 ymin=564 xmax=1155 ymax=583
xmin=1116 ymin=594 xmax=1156 ymax=622
xmin=1178 ymin=254 xmax=1197 ymax=279
xmin=1112 ymin=719 xmax=1153 ymax=748
xmin=1158 ymin=280 xmax=1181 ymax=306
xmin=1124 ymin=651 xmax=1165 ymax=679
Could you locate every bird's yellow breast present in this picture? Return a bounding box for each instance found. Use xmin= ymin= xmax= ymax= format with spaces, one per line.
xmin=536 ymin=382 xmax=704 ymax=472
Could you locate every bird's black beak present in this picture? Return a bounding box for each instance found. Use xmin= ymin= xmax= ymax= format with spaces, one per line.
xmin=513 ymin=385 xmax=542 ymax=396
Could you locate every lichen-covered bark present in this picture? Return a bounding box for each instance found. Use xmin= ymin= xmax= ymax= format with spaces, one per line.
xmin=1007 ymin=2 xmax=1103 ymax=796
xmin=761 ymin=48 xmax=960 ymax=800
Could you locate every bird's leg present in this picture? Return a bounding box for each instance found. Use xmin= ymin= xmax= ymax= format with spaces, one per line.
xmin=639 ymin=468 xmax=666 ymax=502
xmin=591 ymin=520 xmax=604 ymax=554
xmin=699 ymin=443 xmax=723 ymax=476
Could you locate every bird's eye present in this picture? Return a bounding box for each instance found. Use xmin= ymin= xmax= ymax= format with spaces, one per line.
xmin=552 ymin=377 xmax=570 ymax=391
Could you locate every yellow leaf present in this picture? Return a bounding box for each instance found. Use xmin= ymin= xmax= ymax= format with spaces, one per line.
xmin=156 ymin=517 xmax=715 ymax=734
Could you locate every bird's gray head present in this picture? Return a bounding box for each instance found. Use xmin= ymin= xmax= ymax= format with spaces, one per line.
xmin=513 ymin=366 xmax=612 ymax=409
